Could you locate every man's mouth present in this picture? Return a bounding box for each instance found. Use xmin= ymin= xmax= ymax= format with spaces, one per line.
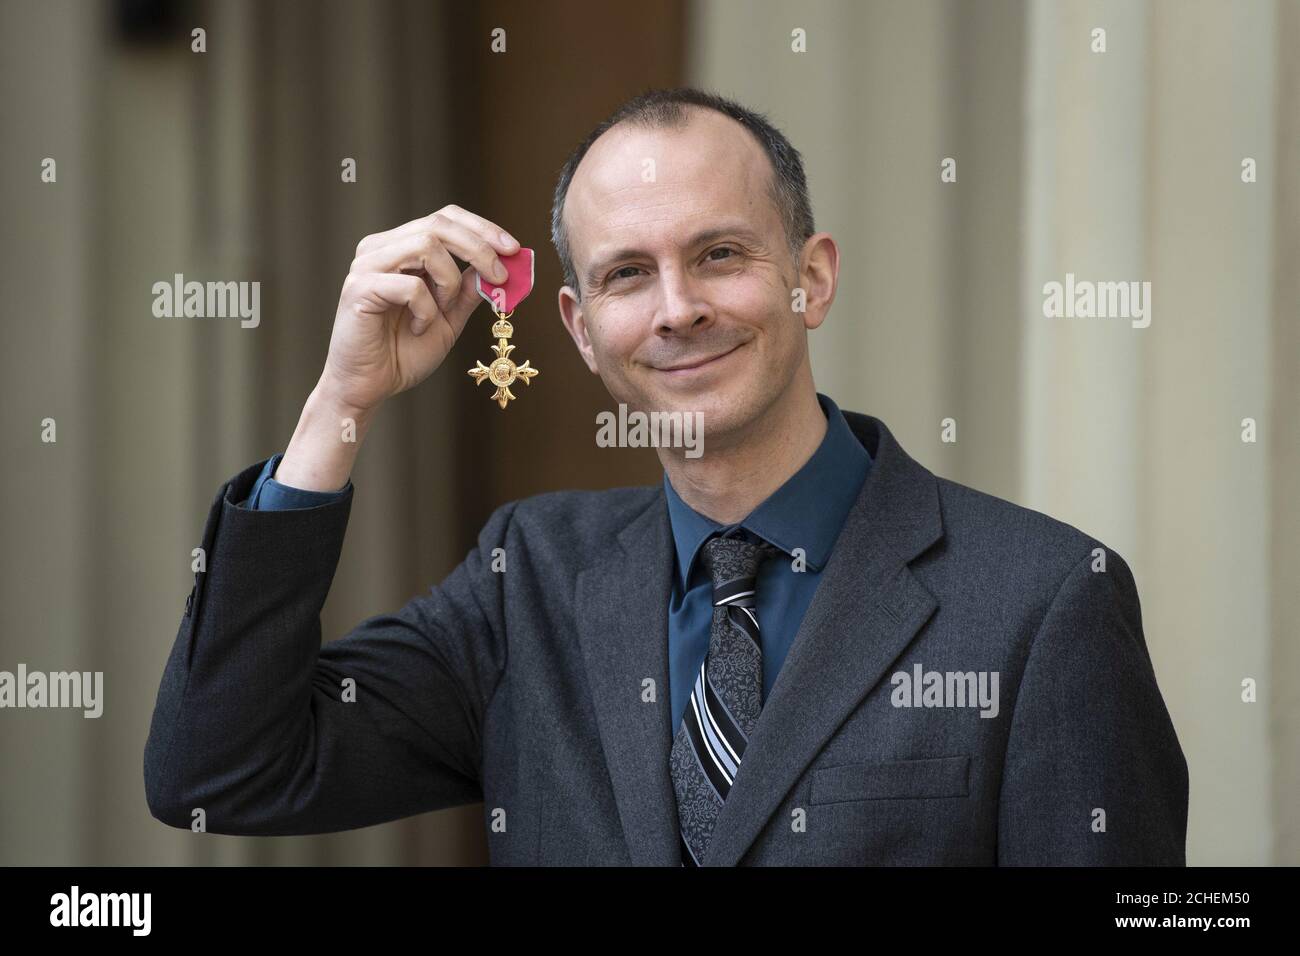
xmin=655 ymin=343 xmax=743 ymax=374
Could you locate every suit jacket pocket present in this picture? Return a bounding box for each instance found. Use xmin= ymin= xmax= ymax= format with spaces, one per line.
xmin=810 ymin=755 xmax=970 ymax=804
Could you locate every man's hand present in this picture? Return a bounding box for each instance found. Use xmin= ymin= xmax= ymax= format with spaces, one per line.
xmin=275 ymin=207 xmax=518 ymax=492
xmin=324 ymin=206 xmax=519 ymax=412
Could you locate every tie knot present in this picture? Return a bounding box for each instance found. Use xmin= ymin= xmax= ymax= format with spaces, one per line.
xmin=701 ymin=532 xmax=778 ymax=607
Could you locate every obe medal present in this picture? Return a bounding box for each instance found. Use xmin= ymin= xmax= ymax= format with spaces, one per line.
xmin=469 ymin=246 xmax=538 ymax=409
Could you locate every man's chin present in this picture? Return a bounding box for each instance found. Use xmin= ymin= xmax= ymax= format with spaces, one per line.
xmin=636 ymin=384 xmax=753 ymax=438
xmin=635 ymin=382 xmax=726 ymax=415
xmin=608 ymin=366 xmax=763 ymax=433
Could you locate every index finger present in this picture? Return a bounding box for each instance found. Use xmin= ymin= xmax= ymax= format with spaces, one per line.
xmin=356 ymin=206 xmax=519 ymax=259
xmin=434 ymin=204 xmax=519 ymax=254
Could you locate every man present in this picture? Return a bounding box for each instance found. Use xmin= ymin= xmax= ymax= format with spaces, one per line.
xmin=144 ymin=87 xmax=1188 ymax=865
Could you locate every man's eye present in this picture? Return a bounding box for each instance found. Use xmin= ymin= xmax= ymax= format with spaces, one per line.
xmin=707 ymin=247 xmax=737 ymax=262
xmin=611 ymin=266 xmax=642 ymax=281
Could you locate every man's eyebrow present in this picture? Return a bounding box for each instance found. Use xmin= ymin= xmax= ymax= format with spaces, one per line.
xmin=583 ymin=224 xmax=765 ymax=286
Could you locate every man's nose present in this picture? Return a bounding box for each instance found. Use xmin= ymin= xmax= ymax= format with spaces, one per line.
xmin=654 ymin=267 xmax=712 ymax=334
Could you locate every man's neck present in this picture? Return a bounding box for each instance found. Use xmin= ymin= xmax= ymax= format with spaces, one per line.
xmin=660 ymin=385 xmax=828 ymax=525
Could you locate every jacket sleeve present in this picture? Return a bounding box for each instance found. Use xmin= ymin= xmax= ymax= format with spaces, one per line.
xmin=996 ymin=548 xmax=1189 ymax=865
xmin=143 ymin=457 xmax=513 ymax=835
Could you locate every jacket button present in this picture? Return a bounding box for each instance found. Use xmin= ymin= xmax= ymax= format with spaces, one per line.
xmin=184 ymin=588 xmax=195 ymax=616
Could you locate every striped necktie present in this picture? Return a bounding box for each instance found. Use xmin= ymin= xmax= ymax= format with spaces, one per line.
xmin=670 ymin=530 xmax=779 ymax=866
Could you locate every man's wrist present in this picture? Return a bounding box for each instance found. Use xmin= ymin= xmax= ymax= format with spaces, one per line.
xmin=275 ymin=379 xmax=375 ymax=492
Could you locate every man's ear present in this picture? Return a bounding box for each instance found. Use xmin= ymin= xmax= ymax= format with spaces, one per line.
xmin=796 ymin=232 xmax=839 ymax=332
xmin=558 ymin=285 xmax=600 ymax=374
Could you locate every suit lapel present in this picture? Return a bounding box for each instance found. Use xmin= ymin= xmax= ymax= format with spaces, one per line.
xmin=702 ymin=414 xmax=944 ymax=865
xmin=574 ymin=413 xmax=944 ymax=867
xmin=575 ymin=492 xmax=681 ymax=866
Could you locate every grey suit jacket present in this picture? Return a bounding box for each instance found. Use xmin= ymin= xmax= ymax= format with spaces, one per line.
xmin=144 ymin=411 xmax=1189 ymax=865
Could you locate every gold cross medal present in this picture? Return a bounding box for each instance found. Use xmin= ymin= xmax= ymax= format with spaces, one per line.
xmin=469 ymin=245 xmax=538 ymax=409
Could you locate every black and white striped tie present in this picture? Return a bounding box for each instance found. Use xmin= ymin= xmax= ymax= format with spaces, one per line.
xmin=670 ymin=531 xmax=779 ymax=866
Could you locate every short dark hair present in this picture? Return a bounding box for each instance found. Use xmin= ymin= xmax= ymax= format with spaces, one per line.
xmin=550 ymin=87 xmax=816 ymax=298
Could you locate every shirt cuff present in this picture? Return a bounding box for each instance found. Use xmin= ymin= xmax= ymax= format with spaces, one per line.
xmin=246 ymin=452 xmax=353 ymax=510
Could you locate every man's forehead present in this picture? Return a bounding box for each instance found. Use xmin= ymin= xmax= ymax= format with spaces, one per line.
xmin=566 ymin=111 xmax=772 ymax=243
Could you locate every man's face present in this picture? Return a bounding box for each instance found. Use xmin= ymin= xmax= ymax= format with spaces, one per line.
xmin=558 ymin=109 xmax=823 ymax=445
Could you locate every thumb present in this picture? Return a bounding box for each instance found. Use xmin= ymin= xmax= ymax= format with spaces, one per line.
xmin=442 ymin=264 xmax=487 ymax=341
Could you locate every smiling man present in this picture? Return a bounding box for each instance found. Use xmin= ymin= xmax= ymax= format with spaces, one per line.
xmin=556 ymin=102 xmax=830 ymax=521
xmin=144 ymin=87 xmax=1189 ymax=866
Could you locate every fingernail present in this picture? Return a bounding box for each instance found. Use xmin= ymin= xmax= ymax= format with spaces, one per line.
xmin=495 ymin=264 xmax=509 ymax=282
xmin=499 ymin=231 xmax=516 ymax=248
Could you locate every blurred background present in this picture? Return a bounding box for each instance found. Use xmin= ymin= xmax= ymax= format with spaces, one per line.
xmin=1 ymin=0 xmax=1295 ymax=865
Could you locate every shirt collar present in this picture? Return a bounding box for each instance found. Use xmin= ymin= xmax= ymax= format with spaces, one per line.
xmin=663 ymin=392 xmax=872 ymax=589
